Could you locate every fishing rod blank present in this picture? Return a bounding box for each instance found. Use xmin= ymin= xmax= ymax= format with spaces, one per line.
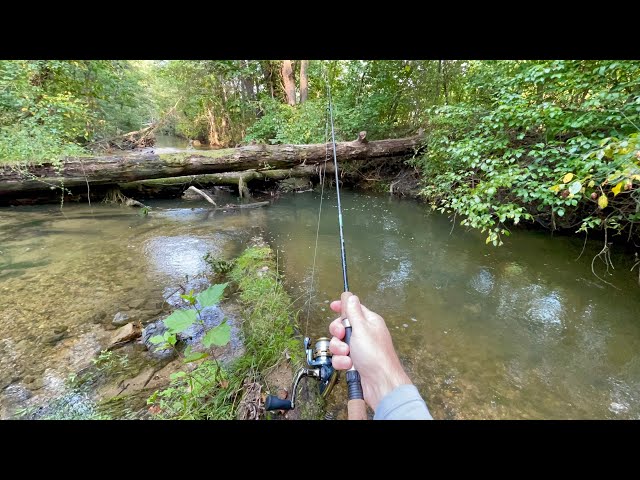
xmin=327 ymin=85 xmax=367 ymax=420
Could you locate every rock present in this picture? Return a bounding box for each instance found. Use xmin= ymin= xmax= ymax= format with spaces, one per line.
xmin=89 ymin=311 xmax=107 ymax=324
xmin=108 ymin=322 xmax=142 ymax=348
xmin=141 ymin=321 xmax=174 ymax=359
xmin=3 ymin=384 xmax=32 ymax=403
xmin=53 ymin=325 xmax=68 ymax=334
xmin=127 ymin=298 xmax=146 ymax=309
xmin=28 ymin=378 xmax=44 ymax=391
xmin=43 ymin=332 xmax=67 ymax=345
xmin=112 ymin=311 xmax=130 ymax=326
xmin=0 ymin=375 xmax=21 ymax=391
xmin=138 ymin=308 xmax=164 ymax=324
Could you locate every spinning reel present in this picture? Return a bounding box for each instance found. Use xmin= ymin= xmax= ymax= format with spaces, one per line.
xmin=265 ymin=337 xmax=338 ymax=411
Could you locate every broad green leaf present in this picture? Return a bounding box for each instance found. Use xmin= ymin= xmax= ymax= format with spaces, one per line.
xmin=149 ymin=335 xmax=165 ymax=345
xmin=164 ymin=309 xmax=197 ymax=334
xmin=170 ymin=371 xmax=187 ymax=381
xmin=612 ymin=181 xmax=624 ymax=196
xmin=598 ymin=195 xmax=608 ymax=209
xmin=196 ymin=283 xmax=228 ymax=308
xmin=562 ymin=173 xmax=574 ymax=183
xmin=557 ymin=208 xmax=565 ymax=217
xmin=167 ymin=334 xmax=177 ymax=346
xmin=549 ymin=185 xmax=562 ymax=193
xmin=202 ymin=321 xmax=231 ymax=348
xmin=183 ymin=351 xmax=209 ymax=363
xmin=485 ymin=235 xmax=491 ymax=244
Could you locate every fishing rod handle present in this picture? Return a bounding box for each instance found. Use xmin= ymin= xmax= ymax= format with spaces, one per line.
xmin=341 ymin=291 xmax=368 ymax=420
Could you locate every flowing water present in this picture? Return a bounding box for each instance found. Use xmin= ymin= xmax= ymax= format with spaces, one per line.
xmin=1 ymin=189 xmax=640 ymax=419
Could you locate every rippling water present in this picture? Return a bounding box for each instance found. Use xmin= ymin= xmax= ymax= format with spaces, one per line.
xmin=1 ymin=189 xmax=639 ymax=419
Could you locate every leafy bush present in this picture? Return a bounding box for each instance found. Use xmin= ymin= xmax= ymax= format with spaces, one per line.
xmin=411 ymin=60 xmax=640 ymax=245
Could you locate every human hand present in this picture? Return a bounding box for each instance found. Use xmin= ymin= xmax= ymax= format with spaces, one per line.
xmin=328 ymin=293 xmax=412 ymax=411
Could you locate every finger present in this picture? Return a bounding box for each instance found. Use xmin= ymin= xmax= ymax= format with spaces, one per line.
xmin=329 ymin=336 xmax=350 ymax=356
xmin=330 ymin=300 xmax=341 ymax=313
xmin=344 ymin=294 xmax=367 ymax=329
xmin=331 ymin=355 xmax=353 ymax=370
xmin=329 ymin=317 xmax=345 ymax=339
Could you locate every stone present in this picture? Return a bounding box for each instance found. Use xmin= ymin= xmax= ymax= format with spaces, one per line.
xmin=112 ymin=311 xmax=130 ymax=326
xmin=141 ymin=321 xmax=174 ymax=359
xmin=138 ymin=309 xmax=164 ymax=324
xmin=3 ymin=384 xmax=32 ymax=403
xmin=108 ymin=322 xmax=142 ymax=348
xmin=43 ymin=332 xmax=67 ymax=345
xmin=89 ymin=312 xmax=107 ymax=324
xmin=127 ymin=298 xmax=146 ymax=309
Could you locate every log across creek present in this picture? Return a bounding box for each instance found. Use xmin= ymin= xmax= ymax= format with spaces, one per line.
xmin=0 ymin=132 xmax=425 ymax=202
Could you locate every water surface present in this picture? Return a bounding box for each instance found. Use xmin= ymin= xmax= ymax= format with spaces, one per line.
xmin=1 ymin=190 xmax=639 ymax=419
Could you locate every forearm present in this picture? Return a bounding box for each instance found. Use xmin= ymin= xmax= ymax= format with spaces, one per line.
xmin=373 ymin=384 xmax=433 ymax=420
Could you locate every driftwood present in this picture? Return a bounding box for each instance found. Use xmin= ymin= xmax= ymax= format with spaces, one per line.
xmin=87 ymin=100 xmax=180 ymax=153
xmin=185 ymin=186 xmax=217 ymax=206
xmin=0 ymin=132 xmax=425 ymax=199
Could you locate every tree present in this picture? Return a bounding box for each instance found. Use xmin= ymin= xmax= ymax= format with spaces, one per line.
xmin=300 ymin=60 xmax=309 ymax=103
xmin=281 ymin=60 xmax=297 ymax=106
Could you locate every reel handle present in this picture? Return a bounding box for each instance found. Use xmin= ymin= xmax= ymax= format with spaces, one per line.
xmin=341 ymin=291 xmax=368 ymax=420
xmin=265 ymin=395 xmax=293 ymax=411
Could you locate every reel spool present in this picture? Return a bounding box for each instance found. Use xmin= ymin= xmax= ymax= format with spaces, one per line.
xmin=265 ymin=337 xmax=338 ymax=411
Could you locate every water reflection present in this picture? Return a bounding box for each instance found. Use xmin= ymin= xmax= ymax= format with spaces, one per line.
xmin=266 ymin=190 xmax=640 ymax=419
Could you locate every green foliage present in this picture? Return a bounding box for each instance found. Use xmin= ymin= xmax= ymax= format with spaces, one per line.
xmin=204 ymin=252 xmax=235 ymax=275
xmin=411 ymin=60 xmax=640 ymax=245
xmin=148 ymin=244 xmax=304 ymax=420
xmin=202 ymin=320 xmax=231 ymax=347
xmin=0 ymin=60 xmax=153 ymax=163
xmin=149 ymin=283 xmax=229 ymax=351
xmin=197 ymin=282 xmax=228 ymax=307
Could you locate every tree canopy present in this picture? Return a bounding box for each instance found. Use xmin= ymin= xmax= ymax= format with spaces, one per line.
xmin=1 ymin=59 xmax=639 ymax=245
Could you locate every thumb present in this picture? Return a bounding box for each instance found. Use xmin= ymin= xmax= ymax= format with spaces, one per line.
xmin=341 ymin=292 xmax=366 ymax=330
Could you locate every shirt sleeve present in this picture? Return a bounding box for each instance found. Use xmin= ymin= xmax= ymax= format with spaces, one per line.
xmin=373 ymin=384 xmax=433 ymax=420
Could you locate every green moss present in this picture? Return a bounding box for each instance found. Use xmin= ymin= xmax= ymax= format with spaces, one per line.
xmin=159 ymin=149 xmax=234 ymax=163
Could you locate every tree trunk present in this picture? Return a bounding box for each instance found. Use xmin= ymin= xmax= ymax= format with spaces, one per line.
xmin=442 ymin=60 xmax=449 ymax=105
xmin=281 ymin=60 xmax=297 ymax=106
xmin=242 ymin=60 xmax=256 ymax=101
xmin=206 ymin=107 xmax=221 ymax=146
xmin=261 ymin=61 xmax=275 ymax=99
xmin=299 ymin=60 xmax=309 ymax=104
xmin=0 ymin=133 xmax=425 ymax=200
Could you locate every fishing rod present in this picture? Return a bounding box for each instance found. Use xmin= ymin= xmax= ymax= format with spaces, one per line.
xmin=264 ymin=79 xmax=367 ymax=420
xmin=327 ymin=83 xmax=367 ymax=420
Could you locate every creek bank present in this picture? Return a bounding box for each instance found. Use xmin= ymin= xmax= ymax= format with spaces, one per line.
xmin=146 ymin=236 xmax=324 ymax=420
xmin=10 ymin=236 xmax=322 ymax=420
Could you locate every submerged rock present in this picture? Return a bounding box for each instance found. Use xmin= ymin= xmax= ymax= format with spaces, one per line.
xmin=43 ymin=332 xmax=67 ymax=345
xmin=112 ymin=312 xmax=130 ymax=326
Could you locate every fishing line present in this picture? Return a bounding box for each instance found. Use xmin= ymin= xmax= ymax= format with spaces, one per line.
xmin=304 ymin=96 xmax=329 ymax=337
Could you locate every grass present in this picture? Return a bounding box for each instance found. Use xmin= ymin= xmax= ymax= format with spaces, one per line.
xmin=147 ymin=242 xmax=311 ymax=420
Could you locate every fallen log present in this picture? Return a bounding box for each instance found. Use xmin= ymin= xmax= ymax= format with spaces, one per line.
xmin=0 ymin=132 xmax=424 ymax=198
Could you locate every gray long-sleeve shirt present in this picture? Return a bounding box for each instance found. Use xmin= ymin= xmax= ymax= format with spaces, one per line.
xmin=373 ymin=384 xmax=433 ymax=420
